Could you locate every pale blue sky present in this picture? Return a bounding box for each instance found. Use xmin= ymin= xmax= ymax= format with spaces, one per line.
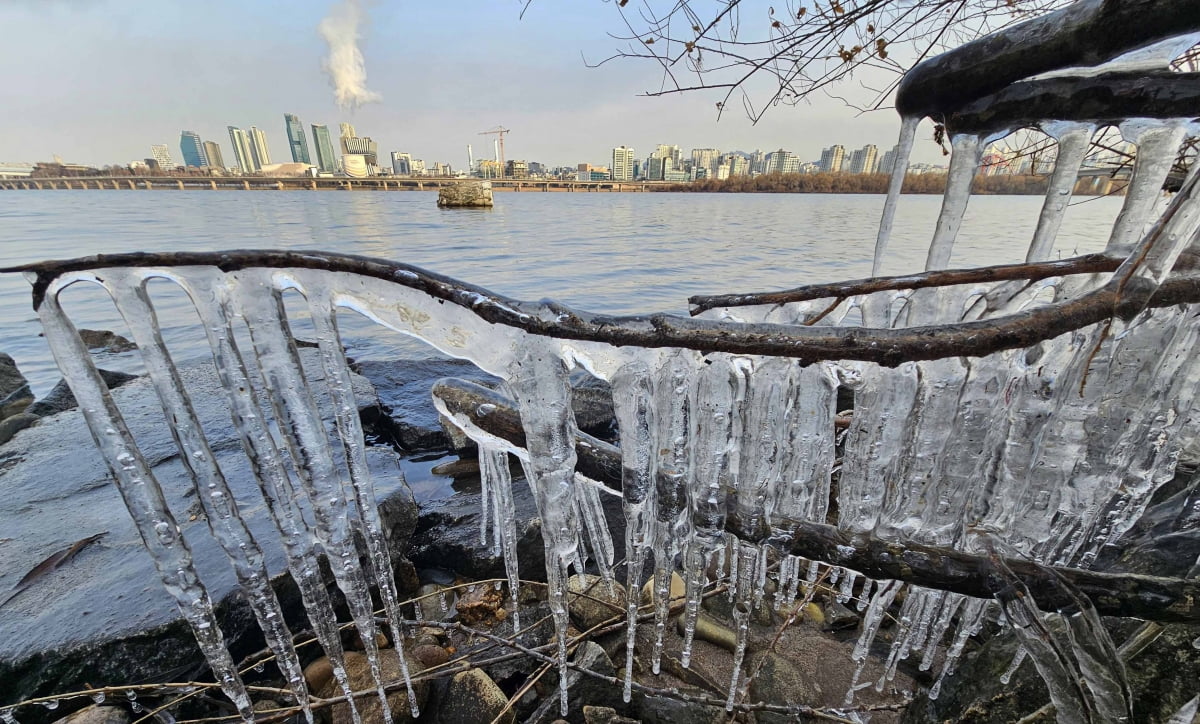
xmin=0 ymin=0 xmax=940 ymax=168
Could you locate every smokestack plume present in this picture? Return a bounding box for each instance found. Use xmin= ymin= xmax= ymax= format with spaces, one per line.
xmin=318 ymin=0 xmax=381 ymax=110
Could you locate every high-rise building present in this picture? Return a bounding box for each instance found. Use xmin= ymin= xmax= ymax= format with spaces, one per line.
xmin=611 ymin=146 xmax=634 ymax=181
xmin=750 ymin=149 xmax=767 ymax=175
xmin=391 ymin=151 xmax=412 ymax=175
xmin=879 ymin=147 xmax=898 ymax=174
xmin=284 ymin=114 xmax=312 ymax=165
xmin=765 ymin=149 xmax=799 ymax=174
xmin=249 ymin=127 xmax=271 ymax=169
xmin=228 ymin=126 xmax=256 ymax=172
xmin=819 ymin=145 xmax=846 ymax=173
xmin=690 ymin=148 xmax=720 ymax=177
xmin=311 ymin=124 xmax=337 ymax=173
xmin=341 ymin=136 xmax=378 ymax=167
xmin=339 ymin=122 xmax=356 ymax=139
xmin=179 ymin=131 xmax=208 ymax=168
xmin=150 ymin=144 xmax=175 ymax=170
xmin=848 ymin=144 xmax=879 ymax=174
xmin=203 ymin=141 xmax=225 ymax=171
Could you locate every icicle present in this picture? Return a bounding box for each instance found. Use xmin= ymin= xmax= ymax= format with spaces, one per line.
xmin=845 ymin=579 xmax=903 ymax=707
xmin=929 ymin=598 xmax=990 ymax=700
xmin=872 ymin=116 xmax=920 ymax=276
xmin=1027 ymin=123 xmax=1095 ymax=262
xmin=479 ymin=447 xmax=522 ymax=631
xmin=611 ymin=359 xmax=659 ymax=702
xmin=925 ymin=134 xmax=984 ymax=271
xmin=188 ymin=275 xmax=363 ymax=724
xmin=106 ymin=273 xmax=312 ymax=723
xmin=856 ymin=578 xmax=873 ymax=612
xmin=918 ymin=594 xmax=964 ymax=672
xmin=1106 ymin=122 xmax=1188 ymax=253
xmin=1000 ymin=646 xmax=1028 ymax=684
xmin=725 ymin=540 xmax=758 ymax=712
xmin=576 ymin=473 xmax=616 ymax=581
xmin=235 ymin=274 xmax=395 ymax=724
xmin=36 ymin=282 xmax=255 ymax=723
xmin=506 ymin=344 xmax=580 ymax=717
xmin=837 ymin=571 xmax=858 ymax=604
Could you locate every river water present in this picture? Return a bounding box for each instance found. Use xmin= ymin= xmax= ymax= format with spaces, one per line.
xmin=0 ymin=190 xmax=1122 ymax=394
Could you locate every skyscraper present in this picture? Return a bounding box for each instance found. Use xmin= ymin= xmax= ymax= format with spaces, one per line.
xmin=284 ymin=114 xmax=312 ymax=165
xmin=690 ymin=148 xmax=720 ymax=177
xmin=391 ymin=151 xmax=412 ymax=175
xmin=150 ymin=144 xmax=175 ymax=170
xmin=311 ymin=124 xmax=337 ymax=173
xmin=228 ymin=126 xmax=256 ymax=172
xmin=848 ymin=144 xmax=879 ymax=174
xmin=819 ymin=145 xmax=846 ymax=173
xmin=203 ymin=141 xmax=225 ymax=171
xmin=249 ymin=127 xmax=271 ymax=168
xmin=611 ymin=146 xmax=634 ymax=181
xmin=179 ymin=131 xmax=208 ymax=168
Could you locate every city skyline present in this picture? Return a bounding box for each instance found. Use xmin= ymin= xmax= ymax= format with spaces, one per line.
xmin=0 ymin=1 xmax=946 ymax=170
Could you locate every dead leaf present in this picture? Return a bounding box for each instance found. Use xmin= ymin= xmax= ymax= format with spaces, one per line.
xmin=1 ymin=532 xmax=107 ymax=607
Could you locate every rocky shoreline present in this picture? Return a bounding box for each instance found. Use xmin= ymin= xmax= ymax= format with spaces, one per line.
xmin=1 ymin=336 xmax=1198 ymax=723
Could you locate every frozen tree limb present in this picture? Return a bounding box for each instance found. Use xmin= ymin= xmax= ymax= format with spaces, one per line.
xmin=433 ymin=378 xmax=1200 ymax=624
xmin=8 ymin=250 xmax=1200 ymax=367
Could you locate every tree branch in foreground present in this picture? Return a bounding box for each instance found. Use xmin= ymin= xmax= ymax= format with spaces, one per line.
xmin=433 ymin=378 xmax=1200 ymax=624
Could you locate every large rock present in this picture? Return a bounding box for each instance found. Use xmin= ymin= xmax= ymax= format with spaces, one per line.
xmin=437 ymin=668 xmax=514 ymax=724
xmin=0 ymin=349 xmax=420 ymax=706
xmin=0 ymin=353 xmax=32 ymax=421
xmin=527 ymin=642 xmax=624 ymax=724
xmin=51 ymin=705 xmax=130 ymax=724
xmin=316 ymin=649 xmax=428 ymax=724
xmin=26 ymin=369 xmax=138 ymax=417
xmin=437 ymin=181 xmax=494 ymax=208
xmin=75 ymin=329 xmax=136 ymax=354
xmin=567 ymin=574 xmax=627 ymax=630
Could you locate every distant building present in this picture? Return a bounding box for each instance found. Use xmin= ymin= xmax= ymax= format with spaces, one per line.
xmin=339 ymin=122 xmax=356 ymax=139
xmin=765 ymin=149 xmax=800 ymax=174
xmin=476 ymin=159 xmax=500 ymax=178
xmin=848 ymin=144 xmax=879 ymax=174
xmin=339 ymin=124 xmax=378 ymax=170
xmin=611 ymin=146 xmax=634 ymax=181
xmin=228 ymin=126 xmax=256 ymax=172
xmin=750 ymin=150 xmax=767 ymax=175
xmin=819 ymin=145 xmax=845 ymax=173
xmin=179 ymin=131 xmax=208 ymax=168
xmin=311 ymin=125 xmax=337 ymax=173
xmin=505 ymin=159 xmax=529 ymax=179
xmin=284 ymin=114 xmax=312 ymax=165
xmin=203 ymin=141 xmax=225 ymax=171
xmin=150 ymin=144 xmax=175 ymax=170
xmin=342 ymin=154 xmax=368 ymax=178
xmin=879 ymin=146 xmax=899 ymax=174
xmin=690 ymin=148 xmax=720 ymax=178
xmin=410 ymin=159 xmax=426 ymax=175
xmin=391 ymin=151 xmax=412 ymax=175
xmin=249 ymin=127 xmax=271 ymax=168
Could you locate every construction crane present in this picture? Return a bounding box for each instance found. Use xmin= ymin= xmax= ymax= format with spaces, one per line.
xmin=478 ymin=126 xmax=510 ymax=179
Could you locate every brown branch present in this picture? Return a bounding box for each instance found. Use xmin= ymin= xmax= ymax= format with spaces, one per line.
xmin=687 ymin=252 xmax=1120 ymax=315
xmin=7 ymin=250 xmax=1200 ymax=368
xmin=433 ymin=377 xmax=1200 ymax=624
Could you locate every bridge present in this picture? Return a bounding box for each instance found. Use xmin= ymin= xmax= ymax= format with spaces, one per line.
xmin=0 ymin=176 xmax=658 ymax=192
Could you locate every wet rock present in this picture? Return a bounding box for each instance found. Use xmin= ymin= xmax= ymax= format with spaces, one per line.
xmin=437 ymin=181 xmax=494 ymax=208
xmin=567 ymin=574 xmax=627 ymax=630
xmin=631 ymin=695 xmax=725 ymax=724
xmin=303 ymin=656 xmax=334 ymax=694
xmin=822 ymin=601 xmax=860 ymax=631
xmin=569 ymin=370 xmax=616 ymax=441
xmin=75 ymin=329 xmax=136 ymax=353
xmin=412 ymin=644 xmax=450 ymax=668
xmin=0 ymin=353 xmax=27 ymax=397
xmin=678 ymin=611 xmax=737 ymax=652
xmin=354 ymin=359 xmax=500 ymax=452
xmin=583 ymin=706 xmax=639 ymax=724
xmin=640 ymin=571 xmax=686 ymax=606
xmin=416 ymin=583 xmax=453 ymax=622
xmin=437 ymin=668 xmax=513 ymax=724
xmin=528 ymin=641 xmax=623 ymax=724
xmin=317 ymin=649 xmax=427 ymax=724
xmin=747 ymin=651 xmax=823 ymax=723
xmin=0 ymin=350 xmax=419 ymax=705
xmin=0 ymin=385 xmax=33 ymax=421
xmin=0 ymin=412 xmax=38 ymax=445
xmin=26 ymin=369 xmax=138 ymax=417
xmin=51 ymin=705 xmax=130 ymax=724
xmin=456 ymin=581 xmax=507 ymax=626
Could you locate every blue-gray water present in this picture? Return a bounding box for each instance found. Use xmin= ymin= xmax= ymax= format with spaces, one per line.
xmin=0 ymin=191 xmax=1123 ymax=394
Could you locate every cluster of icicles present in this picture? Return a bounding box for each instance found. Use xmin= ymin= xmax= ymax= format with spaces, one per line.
xmin=9 ymin=74 xmax=1200 ymax=724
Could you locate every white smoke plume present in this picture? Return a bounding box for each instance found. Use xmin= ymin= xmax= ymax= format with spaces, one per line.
xmin=318 ymin=0 xmax=381 ymax=110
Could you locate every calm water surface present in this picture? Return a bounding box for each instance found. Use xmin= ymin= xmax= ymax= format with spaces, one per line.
xmin=0 ymin=191 xmax=1123 ymax=393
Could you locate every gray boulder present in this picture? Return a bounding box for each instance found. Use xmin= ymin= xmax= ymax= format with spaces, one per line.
xmin=528 ymin=642 xmax=624 ymax=724
xmin=437 ymin=668 xmax=514 ymax=724
xmin=26 ymin=369 xmax=138 ymax=418
xmin=75 ymin=329 xmax=136 ymax=353
xmin=0 ymin=354 xmax=32 ymax=421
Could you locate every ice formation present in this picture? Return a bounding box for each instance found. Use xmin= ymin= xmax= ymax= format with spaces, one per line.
xmin=8 ymin=6 xmax=1200 ymax=723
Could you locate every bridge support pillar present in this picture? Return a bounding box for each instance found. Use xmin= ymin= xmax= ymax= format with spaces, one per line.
xmin=145 ymin=181 xmax=152 ymax=189
xmin=243 ymin=180 xmax=251 ymax=190
xmin=177 ymin=180 xmax=185 ymax=190
xmin=417 ymin=182 xmax=423 ymax=191
xmin=310 ymin=180 xmax=317 ymax=190
xmin=276 ymin=182 xmax=285 ymax=190
xmin=210 ymin=181 xmax=217 ymax=190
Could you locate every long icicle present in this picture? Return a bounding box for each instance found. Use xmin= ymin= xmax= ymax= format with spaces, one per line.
xmin=235 ymin=272 xmax=395 ymax=724
xmin=36 ymin=279 xmax=255 ymax=723
xmin=108 ymin=273 xmax=313 ymax=723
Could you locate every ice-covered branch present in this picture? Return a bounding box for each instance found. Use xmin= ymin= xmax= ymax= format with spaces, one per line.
xmin=433 ymin=378 xmax=1200 ymax=624
xmin=687 ymin=252 xmax=1121 ymax=315
xmin=8 ymin=250 xmax=1200 ymax=367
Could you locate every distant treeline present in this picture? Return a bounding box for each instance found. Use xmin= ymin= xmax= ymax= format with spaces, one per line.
xmin=658 ymin=172 xmax=1122 ymax=196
